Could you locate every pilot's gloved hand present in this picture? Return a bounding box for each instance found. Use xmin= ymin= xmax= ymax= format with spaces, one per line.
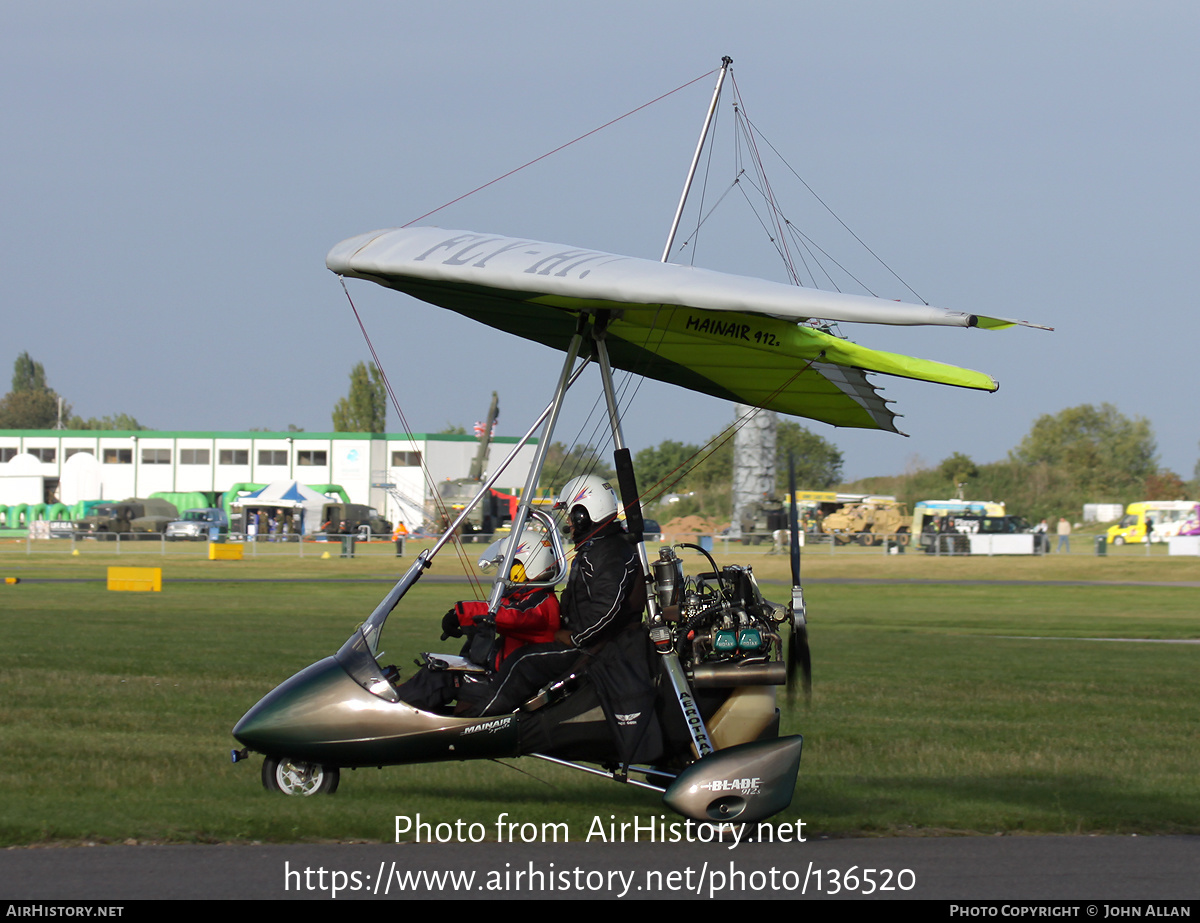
xmin=440 ymin=607 xmax=464 ymax=640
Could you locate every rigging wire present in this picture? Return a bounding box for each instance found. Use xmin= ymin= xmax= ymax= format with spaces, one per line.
xmin=728 ymin=76 xmax=928 ymax=305
xmin=732 ymin=179 xmax=811 ymax=285
xmin=673 ymin=177 xmax=740 ymax=256
xmin=783 ymin=220 xmax=879 ymax=297
xmin=729 ymin=80 xmax=799 ymax=285
xmin=489 ymin=759 xmax=556 ymax=787
xmin=540 ymin=386 xmax=612 ymax=493
xmin=624 ymin=353 xmax=827 ymax=514
xmin=338 ymin=278 xmax=485 ymax=598
xmin=402 ymin=67 xmax=720 ymax=229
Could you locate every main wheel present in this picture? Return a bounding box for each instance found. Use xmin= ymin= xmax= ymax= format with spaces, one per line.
xmin=1113 ymin=536 xmax=1125 ymax=546
xmin=261 ymin=756 xmax=339 ymax=795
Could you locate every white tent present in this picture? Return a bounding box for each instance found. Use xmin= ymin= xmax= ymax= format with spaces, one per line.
xmin=238 ymin=480 xmax=331 ymax=536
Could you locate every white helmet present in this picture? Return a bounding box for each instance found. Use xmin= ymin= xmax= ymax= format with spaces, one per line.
xmin=555 ymin=474 xmax=619 ymax=530
xmin=478 ymin=528 xmax=557 ymax=583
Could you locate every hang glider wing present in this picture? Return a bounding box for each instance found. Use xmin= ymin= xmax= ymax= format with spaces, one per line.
xmin=327 ymin=227 xmax=1048 ymax=433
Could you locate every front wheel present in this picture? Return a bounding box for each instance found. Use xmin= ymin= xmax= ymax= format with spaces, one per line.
xmin=1113 ymin=536 xmax=1125 ymax=546
xmin=262 ymin=757 xmax=339 ymax=796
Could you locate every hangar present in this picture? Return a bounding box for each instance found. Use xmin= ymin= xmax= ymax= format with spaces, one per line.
xmin=0 ymin=429 xmax=539 ymax=531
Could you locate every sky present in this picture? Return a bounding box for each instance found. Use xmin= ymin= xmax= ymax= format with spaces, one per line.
xmin=4 ymin=1 xmax=1199 ymax=484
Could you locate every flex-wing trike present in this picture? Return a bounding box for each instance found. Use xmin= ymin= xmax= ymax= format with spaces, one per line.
xmin=231 ymin=60 xmax=1046 ymax=823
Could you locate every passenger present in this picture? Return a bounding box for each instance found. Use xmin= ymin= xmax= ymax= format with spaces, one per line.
xmin=462 ymin=474 xmax=643 ymax=718
xmin=393 ymin=530 xmax=560 ymax=713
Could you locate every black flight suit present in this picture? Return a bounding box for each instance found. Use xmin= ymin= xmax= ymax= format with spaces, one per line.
xmin=465 ymin=522 xmax=641 ymax=717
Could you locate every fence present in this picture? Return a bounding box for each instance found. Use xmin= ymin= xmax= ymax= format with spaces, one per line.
xmin=0 ymin=531 xmax=407 ymax=558
xmin=0 ymin=529 xmax=1175 ymax=558
xmin=663 ymin=530 xmax=1167 ymax=557
xmin=690 ymin=532 xmax=936 ymax=556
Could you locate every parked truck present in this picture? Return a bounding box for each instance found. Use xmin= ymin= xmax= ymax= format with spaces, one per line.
xmin=820 ymin=498 xmax=911 ymax=546
xmin=433 ymin=392 xmax=508 ymax=541
xmin=320 ymin=502 xmax=391 ymax=538
xmin=738 ymin=494 xmax=786 ymax=544
xmin=74 ymin=498 xmax=179 ymax=538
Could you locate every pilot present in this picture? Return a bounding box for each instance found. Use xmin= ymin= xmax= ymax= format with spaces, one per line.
xmin=393 ymin=529 xmax=560 ymax=713
xmin=463 ymin=474 xmax=644 ymax=717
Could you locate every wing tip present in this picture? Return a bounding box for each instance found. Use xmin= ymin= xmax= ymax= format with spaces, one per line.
xmin=971 ymin=314 xmax=1055 ymax=332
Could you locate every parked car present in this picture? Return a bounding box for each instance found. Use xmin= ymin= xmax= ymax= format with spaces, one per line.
xmin=165 ymin=508 xmax=229 ymax=541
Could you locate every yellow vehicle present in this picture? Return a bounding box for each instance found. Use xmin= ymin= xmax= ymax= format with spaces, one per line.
xmin=1106 ymin=501 xmax=1196 ymax=544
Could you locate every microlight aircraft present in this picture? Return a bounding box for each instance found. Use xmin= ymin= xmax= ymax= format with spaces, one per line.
xmin=231 ymin=59 xmax=1047 ymax=822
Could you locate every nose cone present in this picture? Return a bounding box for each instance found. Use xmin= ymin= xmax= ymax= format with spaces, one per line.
xmin=236 ymin=645 xmax=534 ymax=770
xmin=233 ymin=657 xmax=361 ymax=759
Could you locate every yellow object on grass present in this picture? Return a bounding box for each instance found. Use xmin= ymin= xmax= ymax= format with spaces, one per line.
xmin=107 ymin=567 xmax=162 ymax=592
xmin=208 ymin=543 xmax=244 ymax=561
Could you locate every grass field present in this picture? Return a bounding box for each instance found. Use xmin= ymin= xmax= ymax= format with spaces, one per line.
xmin=1 ymin=547 xmax=1197 ymax=845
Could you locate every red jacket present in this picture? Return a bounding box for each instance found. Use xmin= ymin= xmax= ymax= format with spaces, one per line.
xmin=455 ymin=586 xmax=560 ymax=669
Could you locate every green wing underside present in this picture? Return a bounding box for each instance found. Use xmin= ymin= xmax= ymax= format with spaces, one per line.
xmin=365 ymin=274 xmax=998 ymax=433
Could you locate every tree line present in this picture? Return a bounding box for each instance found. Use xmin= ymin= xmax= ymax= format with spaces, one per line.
xmin=844 ymin=403 xmax=1188 ymax=522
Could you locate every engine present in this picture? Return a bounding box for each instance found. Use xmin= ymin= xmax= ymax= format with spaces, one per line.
xmin=652 ymin=545 xmax=787 ymax=687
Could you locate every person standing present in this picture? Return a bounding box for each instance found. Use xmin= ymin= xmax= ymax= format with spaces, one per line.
xmin=1034 ymin=518 xmax=1048 ymax=554
xmin=1056 ymin=517 xmax=1072 ymax=553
